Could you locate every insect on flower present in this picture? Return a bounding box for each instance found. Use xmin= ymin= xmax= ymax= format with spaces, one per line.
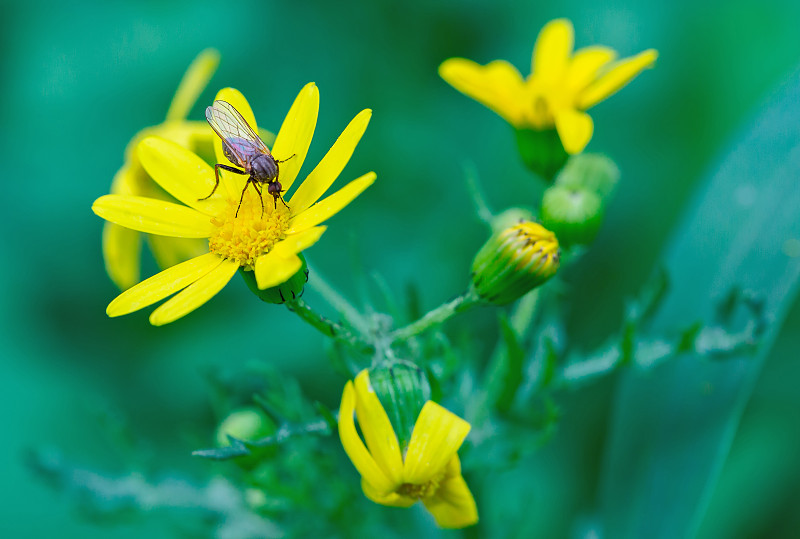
xmin=201 ymin=100 xmax=294 ymax=217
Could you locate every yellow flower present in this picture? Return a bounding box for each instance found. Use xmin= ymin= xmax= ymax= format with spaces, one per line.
xmin=104 ymin=49 xmax=230 ymax=291
xmin=338 ymin=370 xmax=478 ymax=529
xmin=93 ymin=84 xmax=375 ymax=326
xmin=439 ymin=18 xmax=658 ymax=154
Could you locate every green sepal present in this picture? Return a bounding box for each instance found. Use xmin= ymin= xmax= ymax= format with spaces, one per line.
xmin=555 ymin=153 xmax=620 ymax=200
xmin=515 ymin=127 xmax=569 ymax=181
xmin=368 ymin=361 xmax=431 ymax=451
xmin=240 ymin=254 xmax=309 ymax=304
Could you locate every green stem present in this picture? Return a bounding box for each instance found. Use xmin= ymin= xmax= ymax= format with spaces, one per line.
xmin=285 ymin=298 xmax=374 ymax=355
xmin=390 ymin=288 xmax=482 ymax=343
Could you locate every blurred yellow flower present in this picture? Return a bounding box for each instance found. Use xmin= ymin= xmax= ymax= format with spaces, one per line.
xmin=338 ymin=370 xmax=478 ymax=529
xmin=104 ymin=49 xmax=249 ymax=290
xmin=439 ymin=18 xmax=657 ymax=154
xmin=93 ymin=84 xmax=375 ymax=325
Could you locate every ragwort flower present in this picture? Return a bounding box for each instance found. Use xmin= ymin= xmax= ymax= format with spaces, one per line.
xmin=339 ymin=370 xmax=478 ymax=529
xmin=104 ymin=49 xmax=228 ymax=290
xmin=439 ymin=18 xmax=657 ymax=155
xmin=93 ymin=84 xmax=375 ymax=325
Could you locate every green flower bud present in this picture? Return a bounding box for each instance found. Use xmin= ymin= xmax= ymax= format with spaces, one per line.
xmin=515 ymin=128 xmax=569 ymax=180
xmin=540 ymin=185 xmax=603 ymax=247
xmin=490 ymin=207 xmax=536 ymax=235
xmin=369 ymin=361 xmax=431 ymax=450
xmin=471 ymin=221 xmax=560 ymax=305
xmin=555 ymin=153 xmax=620 ymax=200
xmin=215 ymin=407 xmax=276 ymax=447
xmin=240 ymin=253 xmax=309 ymax=304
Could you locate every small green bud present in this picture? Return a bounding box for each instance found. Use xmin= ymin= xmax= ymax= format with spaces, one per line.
xmin=471 ymin=221 xmax=560 ymax=305
xmin=540 ymin=185 xmax=603 ymax=247
xmin=215 ymin=407 xmax=276 ymax=447
xmin=490 ymin=207 xmax=536 ymax=235
xmin=240 ymin=254 xmax=309 ymax=304
xmin=555 ymin=153 xmax=620 ymax=200
xmin=515 ymin=128 xmax=569 ymax=180
xmin=369 ymin=361 xmax=431 ymax=450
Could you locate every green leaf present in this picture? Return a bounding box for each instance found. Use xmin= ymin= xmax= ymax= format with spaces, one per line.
xmin=486 ymin=314 xmax=525 ymax=412
xmin=599 ymin=70 xmax=800 ymax=538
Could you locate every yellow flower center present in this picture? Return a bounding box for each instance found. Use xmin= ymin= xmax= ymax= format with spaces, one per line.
xmin=397 ymin=471 xmax=445 ymax=500
xmin=208 ymin=190 xmax=290 ymax=269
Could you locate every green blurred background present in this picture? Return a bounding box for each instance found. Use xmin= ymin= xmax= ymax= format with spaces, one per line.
xmin=2 ymin=0 xmax=800 ymax=537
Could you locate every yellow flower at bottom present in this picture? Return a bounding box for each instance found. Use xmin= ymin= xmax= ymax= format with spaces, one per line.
xmin=338 ymin=370 xmax=478 ymax=529
xmin=92 ymin=83 xmax=375 ymax=325
xmin=439 ymin=18 xmax=657 ymax=154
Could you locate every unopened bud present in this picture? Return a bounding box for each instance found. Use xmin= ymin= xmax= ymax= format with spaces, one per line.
xmin=540 ymin=185 xmax=603 ymax=247
xmin=471 ymin=221 xmax=560 ymax=304
xmin=556 ymin=153 xmax=619 ymax=199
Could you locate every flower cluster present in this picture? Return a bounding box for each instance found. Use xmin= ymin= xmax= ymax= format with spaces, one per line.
xmin=93 ymin=17 xmax=657 ymax=532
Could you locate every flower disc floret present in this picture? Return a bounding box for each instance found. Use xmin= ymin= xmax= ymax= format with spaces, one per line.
xmin=208 ymin=197 xmax=291 ymax=268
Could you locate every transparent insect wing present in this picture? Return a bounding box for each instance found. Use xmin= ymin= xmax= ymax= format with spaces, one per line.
xmin=205 ymin=100 xmax=271 ymax=166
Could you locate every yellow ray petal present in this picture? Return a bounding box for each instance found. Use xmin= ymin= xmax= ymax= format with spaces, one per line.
xmin=577 ymin=49 xmax=658 ymax=110
xmin=361 ymin=478 xmax=416 ymax=508
xmin=137 ymin=136 xmax=225 ymax=215
xmin=166 ymin=48 xmax=220 ymax=122
xmin=270 ymin=226 xmax=326 ymax=258
xmin=287 ymin=172 xmax=375 ymax=234
xmin=147 ymin=235 xmax=209 ymax=271
xmin=353 ymin=371 xmax=405 ymax=486
xmin=554 ymin=108 xmax=594 ymax=154
xmin=422 ymin=457 xmax=479 ymax=529
xmin=102 ymin=222 xmax=141 ymax=291
xmin=439 ymin=58 xmax=527 ymax=126
xmin=210 ymin=87 xmax=257 ymax=200
xmin=148 ymin=258 xmax=239 ymax=326
xmin=403 ymin=402 xmax=470 ymax=484
xmin=532 ymin=18 xmax=574 ymax=84
xmin=288 ymin=109 xmax=372 ymax=215
xmin=253 ymin=252 xmax=303 ymax=290
xmin=271 ymin=82 xmax=320 ymax=192
xmin=93 ymin=195 xmax=214 ymax=238
xmin=564 ymin=46 xmax=617 ymax=97
xmin=338 ymin=381 xmax=398 ymax=495
xmin=107 ymin=252 xmax=223 ymax=317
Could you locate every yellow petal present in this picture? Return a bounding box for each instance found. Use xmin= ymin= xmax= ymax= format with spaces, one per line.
xmin=270 ymin=226 xmax=326 ymax=258
xmin=439 ymin=58 xmax=527 ymax=126
xmin=166 ymin=48 xmax=220 ymax=122
xmin=577 ymin=49 xmax=659 ymax=110
xmin=532 ymin=18 xmax=574 ymax=84
xmin=287 ymin=172 xmax=375 ymax=234
xmin=102 ymin=222 xmax=141 ymax=291
xmin=353 ymin=370 xmax=405 ymax=486
xmin=211 ymin=87 xmax=257 ymax=200
xmin=288 ymin=109 xmax=372 ymax=215
xmin=564 ymin=46 xmax=617 ymax=96
xmin=271 ymin=82 xmax=320 ymax=192
xmin=107 ymin=252 xmax=223 ymax=317
xmin=361 ymin=478 xmax=416 ymax=508
xmin=338 ymin=380 xmax=398 ymax=495
xmin=137 ymin=137 xmax=225 ymax=215
xmin=93 ymin=195 xmax=214 ymax=238
xmin=253 ymin=252 xmax=303 ymax=290
xmin=422 ymin=457 xmax=479 ymax=529
xmin=554 ymin=108 xmax=594 ymax=154
xmin=148 ymin=258 xmax=239 ymax=325
xmin=403 ymin=402 xmax=470 ymax=484
xmin=147 ymin=236 xmax=208 ymax=271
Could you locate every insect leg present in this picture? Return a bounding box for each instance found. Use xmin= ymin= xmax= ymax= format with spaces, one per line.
xmin=252 ymin=182 xmax=265 ymax=217
xmin=199 ymin=164 xmax=247 ymax=201
xmin=276 ymin=153 xmax=296 ymax=164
